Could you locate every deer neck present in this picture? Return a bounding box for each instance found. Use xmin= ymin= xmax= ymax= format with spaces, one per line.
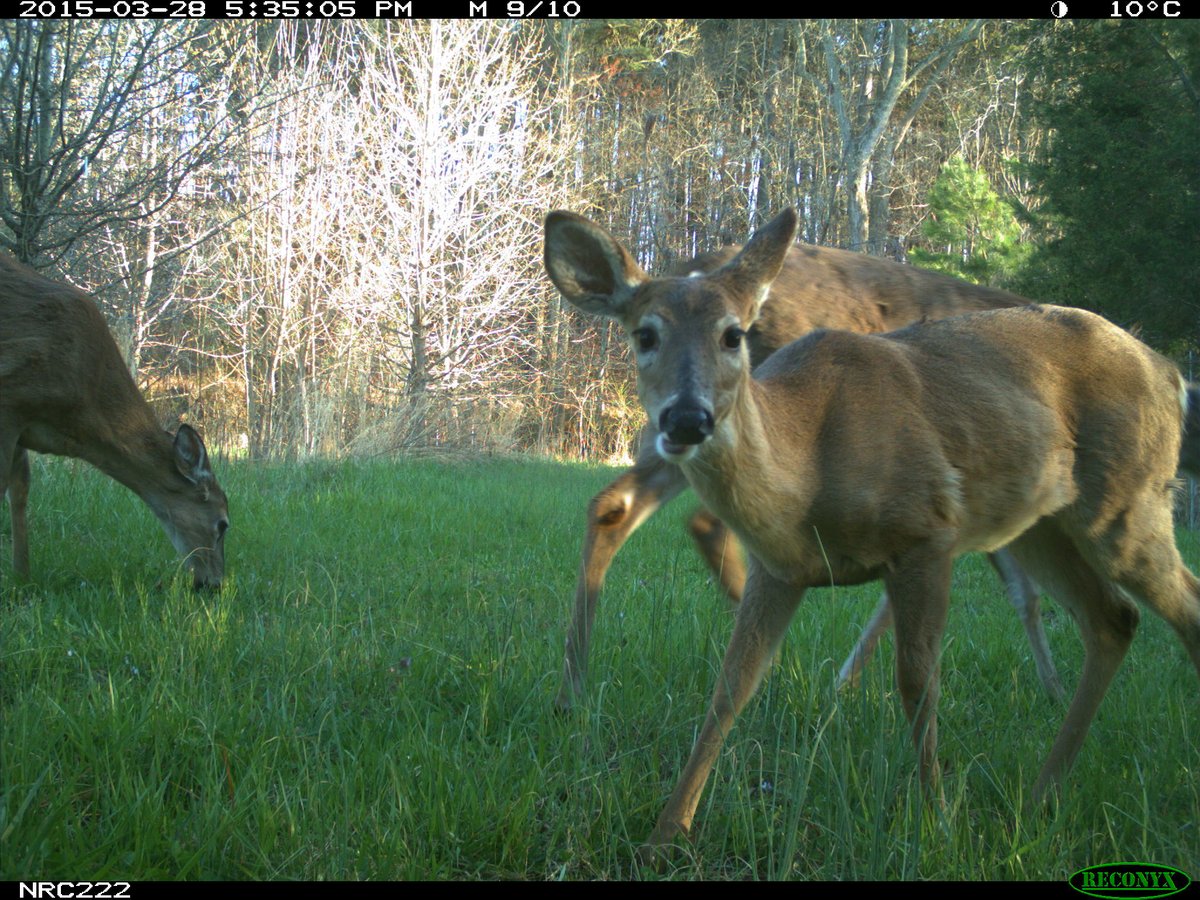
xmin=74 ymin=401 xmax=177 ymax=506
xmin=678 ymin=378 xmax=814 ymax=562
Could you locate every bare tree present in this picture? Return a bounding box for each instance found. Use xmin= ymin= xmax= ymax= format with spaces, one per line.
xmin=0 ymin=20 xmax=258 ymax=385
xmin=359 ymin=22 xmax=565 ymax=419
xmin=799 ymin=20 xmax=983 ymax=254
xmin=195 ymin=22 xmax=568 ymax=457
xmin=0 ymin=22 xmax=244 ymax=264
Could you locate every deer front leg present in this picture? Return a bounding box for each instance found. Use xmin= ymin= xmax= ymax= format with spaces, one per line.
xmin=640 ymin=562 xmax=803 ymax=867
xmin=557 ymin=449 xmax=689 ymax=711
xmin=885 ymin=542 xmax=953 ymax=797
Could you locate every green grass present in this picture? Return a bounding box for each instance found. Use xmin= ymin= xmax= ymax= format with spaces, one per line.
xmin=2 ymin=455 xmax=1198 ymax=880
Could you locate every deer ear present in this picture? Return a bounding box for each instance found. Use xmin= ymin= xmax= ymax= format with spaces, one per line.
xmin=173 ymin=424 xmax=213 ymax=485
xmin=717 ymin=209 xmax=798 ymax=319
xmin=544 ymin=211 xmax=650 ymax=319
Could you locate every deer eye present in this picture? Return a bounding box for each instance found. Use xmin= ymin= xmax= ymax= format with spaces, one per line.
xmin=721 ymin=326 xmax=745 ymax=351
xmin=632 ymin=327 xmax=659 ymax=353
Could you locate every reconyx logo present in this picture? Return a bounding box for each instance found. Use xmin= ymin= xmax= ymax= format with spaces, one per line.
xmin=1070 ymin=863 xmax=1191 ymax=899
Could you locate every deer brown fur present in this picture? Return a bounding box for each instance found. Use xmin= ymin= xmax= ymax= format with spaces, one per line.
xmin=545 ymin=208 xmax=1200 ymax=864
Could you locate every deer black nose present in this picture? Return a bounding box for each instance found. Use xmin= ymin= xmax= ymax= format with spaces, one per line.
xmin=660 ymin=403 xmax=714 ymax=446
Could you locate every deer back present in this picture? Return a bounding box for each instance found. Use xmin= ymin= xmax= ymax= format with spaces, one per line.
xmin=673 ymin=242 xmax=1031 ymax=367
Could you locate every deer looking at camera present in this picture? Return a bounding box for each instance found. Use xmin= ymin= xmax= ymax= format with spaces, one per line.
xmin=0 ymin=253 xmax=228 ymax=589
xmin=556 ymin=223 xmax=1068 ymax=713
xmin=545 ymin=208 xmax=1200 ymax=863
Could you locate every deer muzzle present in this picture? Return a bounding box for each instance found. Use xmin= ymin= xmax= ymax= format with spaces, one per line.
xmin=657 ymin=402 xmax=714 ymax=462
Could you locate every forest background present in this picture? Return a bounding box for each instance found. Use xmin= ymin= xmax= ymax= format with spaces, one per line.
xmin=3 ymin=19 xmax=1197 ymax=488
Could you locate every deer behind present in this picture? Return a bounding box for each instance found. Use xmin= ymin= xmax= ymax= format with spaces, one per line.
xmin=0 ymin=253 xmax=228 ymax=589
xmin=685 ymin=242 xmax=1034 ymax=364
xmin=545 ymin=207 xmax=1200 ymax=863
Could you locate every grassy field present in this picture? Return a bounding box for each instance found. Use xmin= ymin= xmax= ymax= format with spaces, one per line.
xmin=2 ymin=454 xmax=1198 ymax=881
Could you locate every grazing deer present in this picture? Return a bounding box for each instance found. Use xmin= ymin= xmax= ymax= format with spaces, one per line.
xmin=544 ymin=208 xmax=1200 ymax=864
xmin=0 ymin=253 xmax=228 ymax=589
xmin=555 ymin=225 xmax=1067 ymax=712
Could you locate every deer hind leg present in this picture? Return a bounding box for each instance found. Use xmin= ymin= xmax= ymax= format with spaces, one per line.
xmin=884 ymin=541 xmax=954 ymax=797
xmin=1062 ymin=495 xmax=1200 ymax=742
xmin=641 ymin=562 xmax=804 ymax=863
xmin=687 ymin=507 xmax=747 ymax=609
xmin=557 ymin=451 xmax=689 ymax=711
xmin=1087 ymin=502 xmax=1200 ymax=678
xmin=1139 ymin=566 xmax=1200 ymax=677
xmin=988 ymin=548 xmax=1066 ymax=702
xmin=1007 ymin=520 xmax=1142 ymax=798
